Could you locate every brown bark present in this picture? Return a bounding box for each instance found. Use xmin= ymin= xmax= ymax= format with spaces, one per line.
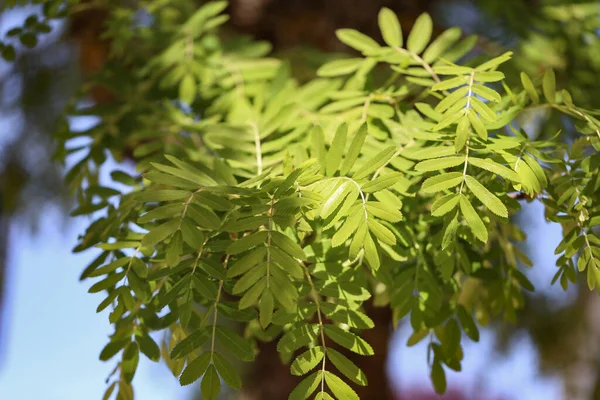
xmin=228 ymin=0 xmax=438 ymax=52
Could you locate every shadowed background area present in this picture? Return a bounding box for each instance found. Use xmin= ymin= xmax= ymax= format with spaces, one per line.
xmin=0 ymin=0 xmax=599 ymax=399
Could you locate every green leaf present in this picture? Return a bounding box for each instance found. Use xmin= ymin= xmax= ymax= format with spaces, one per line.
xmin=179 ymin=74 xmax=196 ymax=104
xmin=121 ymin=342 xmax=139 ymax=383
xmin=455 ymin=116 xmax=469 ymax=152
xmin=201 ymin=364 xmax=220 ymax=400
xmin=457 ymin=305 xmax=480 ymax=342
xmin=165 ymin=155 xmax=218 ymax=186
xmin=434 ymin=65 xmax=473 ymax=75
xmin=403 ymin=146 xmax=456 ymax=161
xmin=362 ymin=172 xmax=403 ymax=193
xmin=95 ymin=241 xmax=140 ymax=251
xmin=171 ymin=327 xmax=211 ymax=359
xmin=323 ymin=325 xmax=374 ymax=355
xmin=459 ymin=194 xmax=488 ymax=242
xmin=414 ymin=156 xmax=465 ymax=172
xmin=327 ymin=348 xmax=368 ymax=386
xmin=289 ymin=371 xmax=321 ymax=400
xmin=270 ymin=231 xmax=306 ymax=260
xmin=133 ymin=189 xmax=190 ymax=203
xmin=340 ymin=123 xmax=368 ymax=176
xmin=406 ymin=13 xmax=432 ymax=54
xmin=324 ymin=371 xmax=359 ymax=400
xmin=227 ymin=247 xmax=267 ymax=278
xmin=1 ymin=45 xmax=16 ymax=62
xmin=352 ymin=145 xmax=397 ymax=180
xmin=270 ymin=246 xmax=304 ymax=279
xmin=470 ymin=97 xmax=496 ymax=122
xmin=96 ymin=289 xmax=119 ymax=313
xmin=407 ymin=329 xmax=428 ymax=346
xmin=373 ymin=189 xmax=403 ymax=210
xmin=291 ymin=347 xmax=325 ymax=376
xmin=269 ymin=273 xmax=297 ymax=311
xmin=239 ymin=277 xmax=267 ymax=309
xmin=513 ymin=269 xmax=535 ymax=292
xmin=142 ymin=219 xmax=179 ymax=247
xmin=232 ymin=262 xmax=267 ymax=295
xmin=431 ymin=362 xmax=447 ymax=395
xmin=474 ymin=71 xmax=504 ymax=82
xmin=103 ymin=382 xmax=116 ymax=400
xmin=442 ymin=34 xmax=477 ymax=63
xmin=435 ymin=86 xmax=468 ymax=113
xmin=317 ymin=58 xmax=363 ymax=77
xmin=187 ymin=204 xmax=221 ymax=229
xmin=432 ymin=76 xmax=469 ymax=91
xmin=468 ymin=158 xmax=520 ymax=182
xmin=336 ymin=29 xmax=380 ymax=53
xmin=464 ymin=176 xmax=508 ymax=217
xmin=431 ymin=193 xmax=460 ymax=217
xmin=331 ymin=212 xmax=363 ymax=247
xmin=315 ymin=393 xmax=335 ymax=400
xmin=415 ymin=102 xmax=443 ymax=121
xmin=467 ymin=109 xmax=487 ymax=140
xmin=442 ymin=214 xmax=459 ymax=249
xmin=278 ymin=324 xmax=320 ymax=354
xmin=215 ymin=326 xmax=255 ymax=361
xmin=422 ymin=27 xmax=461 ymax=63
xmin=99 ymin=339 xmax=129 ymax=361
xmin=88 ymin=271 xmax=125 ymax=293
xmin=326 ymin=123 xmax=348 ymax=176
xmin=368 ymin=219 xmax=396 ymax=245
xmin=259 ymin=289 xmax=274 ymax=328
xmin=520 ymin=72 xmax=539 ymax=104
xmin=523 ymin=154 xmax=548 ymax=189
xmin=218 ymin=302 xmax=257 ymax=322
xmin=136 ymin=334 xmax=160 ymax=362
xmin=363 ymin=231 xmax=380 ymax=270
xmin=159 ymin=276 xmax=188 ymax=310
xmin=422 ymin=172 xmax=463 ymax=194
xmin=443 ymin=319 xmax=461 ymax=355
xmin=88 ymin=257 xmax=130 ymax=278
xmin=471 ymin=84 xmax=501 ymax=103
xmin=222 ymin=215 xmax=269 ymax=232
xmin=213 ymin=352 xmax=242 ymax=390
xmin=378 ymin=8 xmax=402 ymax=47
xmin=166 ymin=230 xmax=183 ymax=268
xmin=320 ymin=181 xmax=353 ymax=219
xmin=226 ymin=231 xmax=268 ymax=255
xmin=475 ymin=51 xmax=512 ymax=71
xmin=138 ymin=203 xmax=184 ymax=224
xmin=179 ymin=352 xmax=211 ymax=386
xmin=365 ymin=201 xmax=403 ymax=222
xmin=543 ymin=69 xmax=556 ymax=103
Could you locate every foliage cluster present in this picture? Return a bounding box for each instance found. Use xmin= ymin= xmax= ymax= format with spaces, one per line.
xmin=3 ymin=1 xmax=600 ymax=399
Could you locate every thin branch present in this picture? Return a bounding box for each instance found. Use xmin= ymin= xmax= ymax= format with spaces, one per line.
xmin=395 ymin=47 xmax=441 ymax=84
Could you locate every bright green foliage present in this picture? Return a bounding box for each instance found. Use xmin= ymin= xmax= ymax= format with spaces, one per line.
xmin=7 ymin=1 xmax=600 ymax=398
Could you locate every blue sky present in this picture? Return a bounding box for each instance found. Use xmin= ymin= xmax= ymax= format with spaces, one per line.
xmin=0 ymin=211 xmax=193 ymax=400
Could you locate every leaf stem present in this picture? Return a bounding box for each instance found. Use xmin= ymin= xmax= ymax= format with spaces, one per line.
xmin=459 ymin=71 xmax=476 ymax=194
xmin=209 ymin=255 xmax=228 ymax=363
xmin=251 ymin=122 xmax=263 ymax=175
xmin=266 ymin=197 xmax=274 ymax=288
xmin=395 ymin=48 xmax=441 ymax=83
xmin=303 ymin=264 xmax=328 ymax=395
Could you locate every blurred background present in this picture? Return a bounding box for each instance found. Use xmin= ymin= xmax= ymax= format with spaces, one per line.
xmin=0 ymin=0 xmax=599 ymax=399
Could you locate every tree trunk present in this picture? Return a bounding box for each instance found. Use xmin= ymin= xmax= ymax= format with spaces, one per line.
xmin=240 ymin=300 xmax=395 ymax=400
